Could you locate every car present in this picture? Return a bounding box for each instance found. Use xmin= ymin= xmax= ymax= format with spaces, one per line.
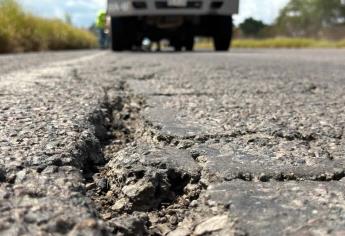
xmin=107 ymin=0 xmax=240 ymax=51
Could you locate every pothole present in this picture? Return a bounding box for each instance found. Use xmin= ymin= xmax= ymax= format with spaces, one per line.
xmin=85 ymin=83 xmax=203 ymax=235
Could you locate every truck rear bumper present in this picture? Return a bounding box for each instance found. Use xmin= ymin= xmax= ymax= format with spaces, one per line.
xmin=107 ymin=0 xmax=239 ymax=16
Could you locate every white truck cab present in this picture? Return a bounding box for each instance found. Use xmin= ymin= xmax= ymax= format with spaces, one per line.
xmin=107 ymin=0 xmax=240 ymax=51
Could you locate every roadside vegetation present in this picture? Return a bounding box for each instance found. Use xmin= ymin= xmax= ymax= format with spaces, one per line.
xmin=231 ymin=38 xmax=345 ymax=49
xmin=196 ymin=38 xmax=345 ymax=49
xmin=0 ymin=0 xmax=97 ymax=53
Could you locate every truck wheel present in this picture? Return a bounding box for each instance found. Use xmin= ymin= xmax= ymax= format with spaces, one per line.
xmin=212 ymin=16 xmax=233 ymax=51
xmin=110 ymin=17 xmax=135 ymax=51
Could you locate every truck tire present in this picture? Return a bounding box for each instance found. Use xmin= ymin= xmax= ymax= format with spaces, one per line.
xmin=212 ymin=16 xmax=233 ymax=51
xmin=110 ymin=17 xmax=135 ymax=51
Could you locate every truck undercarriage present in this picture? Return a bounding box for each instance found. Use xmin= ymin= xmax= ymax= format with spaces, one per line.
xmin=107 ymin=0 xmax=239 ymax=51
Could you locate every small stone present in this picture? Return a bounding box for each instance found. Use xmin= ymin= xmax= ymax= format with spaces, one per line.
xmin=196 ymin=156 xmax=207 ymax=163
xmin=96 ymin=178 xmax=108 ymax=192
xmin=111 ymin=198 xmax=127 ymax=211
xmin=122 ymin=179 xmax=154 ymax=199
xmin=15 ymin=169 xmax=27 ymax=182
xmin=177 ymin=140 xmax=194 ymax=149
xmin=148 ymin=214 xmax=159 ymax=224
xmin=168 ymin=228 xmax=191 ymax=236
xmin=113 ymin=140 xmax=122 ymax=145
xmin=159 ymin=216 xmax=168 ymax=223
xmin=102 ymin=213 xmax=112 ymax=220
xmin=180 ymin=198 xmax=190 ymax=207
xmin=194 ymin=215 xmax=230 ymax=236
xmin=169 ymin=215 xmax=178 ymax=225
xmin=189 ymin=200 xmax=198 ymax=207
xmin=106 ymin=190 xmax=114 ymax=197
xmin=85 ymin=183 xmax=96 ymax=191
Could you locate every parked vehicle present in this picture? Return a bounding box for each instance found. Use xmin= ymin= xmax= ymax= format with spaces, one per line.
xmin=107 ymin=0 xmax=239 ymax=51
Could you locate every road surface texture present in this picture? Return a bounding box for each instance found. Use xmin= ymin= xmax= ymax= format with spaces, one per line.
xmin=1 ymin=49 xmax=345 ymax=236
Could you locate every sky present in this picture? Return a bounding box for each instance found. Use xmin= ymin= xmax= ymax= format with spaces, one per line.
xmin=19 ymin=0 xmax=290 ymax=28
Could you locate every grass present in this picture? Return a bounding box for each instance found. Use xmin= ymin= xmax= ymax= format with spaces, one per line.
xmin=0 ymin=0 xmax=97 ymax=53
xmin=196 ymin=37 xmax=345 ymax=49
xmin=336 ymin=39 xmax=345 ymax=48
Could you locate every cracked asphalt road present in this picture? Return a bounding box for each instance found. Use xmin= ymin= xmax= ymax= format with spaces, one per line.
xmin=1 ymin=49 xmax=345 ymax=235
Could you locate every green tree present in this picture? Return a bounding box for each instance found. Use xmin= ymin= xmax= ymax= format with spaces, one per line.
xmin=64 ymin=12 xmax=72 ymax=25
xmin=276 ymin=0 xmax=345 ymax=37
xmin=239 ymin=17 xmax=267 ymax=37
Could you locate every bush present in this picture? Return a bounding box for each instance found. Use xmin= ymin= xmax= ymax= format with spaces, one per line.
xmin=0 ymin=0 xmax=97 ymax=53
xmin=231 ymin=38 xmax=335 ymax=48
xmin=336 ymin=39 xmax=345 ymax=48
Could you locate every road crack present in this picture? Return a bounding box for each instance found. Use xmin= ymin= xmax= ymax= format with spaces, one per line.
xmin=82 ymin=82 xmax=205 ymax=235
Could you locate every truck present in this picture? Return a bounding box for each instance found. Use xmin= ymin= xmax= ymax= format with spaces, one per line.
xmin=107 ymin=0 xmax=239 ymax=51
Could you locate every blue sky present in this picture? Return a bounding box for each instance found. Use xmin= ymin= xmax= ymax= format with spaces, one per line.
xmin=19 ymin=0 xmax=290 ymax=27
